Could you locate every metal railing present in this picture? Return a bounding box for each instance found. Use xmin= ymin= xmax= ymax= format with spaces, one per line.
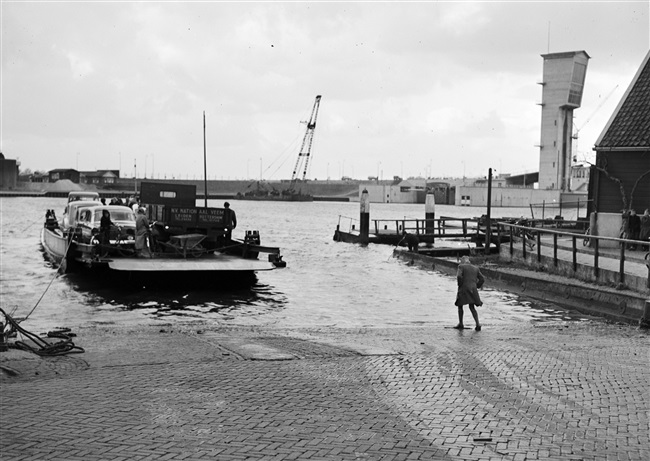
xmin=497 ymin=221 xmax=650 ymax=288
xmin=528 ymin=199 xmax=593 ymax=221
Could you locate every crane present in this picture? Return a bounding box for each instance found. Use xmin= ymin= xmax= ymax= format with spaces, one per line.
xmin=289 ymin=95 xmax=322 ymax=191
xmin=572 ymin=85 xmax=618 ymax=161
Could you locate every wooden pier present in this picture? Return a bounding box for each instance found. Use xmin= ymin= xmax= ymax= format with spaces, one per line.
xmin=334 ymin=216 xmax=483 ymax=244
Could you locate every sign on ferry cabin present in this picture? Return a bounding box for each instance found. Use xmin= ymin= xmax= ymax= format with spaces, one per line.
xmin=140 ymin=181 xmax=229 ymax=237
xmin=164 ymin=206 xmax=229 ymax=238
xmin=167 ymin=207 xmax=226 ymax=227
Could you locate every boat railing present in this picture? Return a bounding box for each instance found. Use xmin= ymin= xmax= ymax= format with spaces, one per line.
xmin=337 ymin=215 xmax=359 ymax=234
xmin=496 ymin=221 xmax=650 ymax=289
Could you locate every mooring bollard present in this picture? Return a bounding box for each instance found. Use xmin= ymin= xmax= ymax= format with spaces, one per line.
xmin=640 ymin=300 xmax=650 ymax=329
xmin=360 ymin=188 xmax=370 ymax=244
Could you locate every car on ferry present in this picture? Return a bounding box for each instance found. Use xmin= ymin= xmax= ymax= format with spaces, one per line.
xmin=67 ymin=191 xmax=101 ymax=203
xmin=77 ymin=205 xmax=137 ymax=245
xmin=61 ymin=200 xmax=103 ymax=230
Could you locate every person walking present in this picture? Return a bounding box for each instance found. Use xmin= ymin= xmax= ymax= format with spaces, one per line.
xmin=454 ymin=255 xmax=484 ymax=331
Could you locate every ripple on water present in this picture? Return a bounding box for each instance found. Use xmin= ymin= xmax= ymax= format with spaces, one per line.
xmin=2 ymin=198 xmax=605 ymax=331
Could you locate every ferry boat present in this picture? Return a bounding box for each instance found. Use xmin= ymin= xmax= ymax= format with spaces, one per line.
xmin=40 ymin=185 xmax=286 ymax=280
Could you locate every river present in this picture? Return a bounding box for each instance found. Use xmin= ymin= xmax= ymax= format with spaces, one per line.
xmin=1 ymin=197 xmax=591 ymax=334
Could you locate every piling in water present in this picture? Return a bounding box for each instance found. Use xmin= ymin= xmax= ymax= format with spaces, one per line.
xmin=425 ymin=191 xmax=436 ymax=244
xmin=360 ymin=189 xmax=370 ymax=244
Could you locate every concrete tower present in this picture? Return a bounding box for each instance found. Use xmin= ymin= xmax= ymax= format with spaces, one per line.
xmin=537 ymin=51 xmax=590 ymax=191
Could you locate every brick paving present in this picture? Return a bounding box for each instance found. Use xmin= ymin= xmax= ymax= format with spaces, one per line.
xmin=1 ymin=321 xmax=649 ymax=460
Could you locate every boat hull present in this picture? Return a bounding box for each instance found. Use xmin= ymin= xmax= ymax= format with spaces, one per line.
xmin=106 ymin=254 xmax=278 ymax=272
xmin=43 ymin=233 xmax=281 ymax=281
xmin=40 ymin=227 xmax=74 ymax=266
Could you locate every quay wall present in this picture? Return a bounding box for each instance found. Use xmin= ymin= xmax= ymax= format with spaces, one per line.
xmin=499 ymin=245 xmax=649 ymax=295
xmin=395 ymin=250 xmax=647 ymax=325
xmin=3 ymin=179 xmax=363 ymax=200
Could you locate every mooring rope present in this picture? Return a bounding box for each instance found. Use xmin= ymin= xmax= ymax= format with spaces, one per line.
xmin=1 ymin=307 xmax=84 ymax=356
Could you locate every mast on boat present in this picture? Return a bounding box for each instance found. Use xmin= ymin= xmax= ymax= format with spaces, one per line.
xmin=203 ymin=111 xmax=208 ymax=207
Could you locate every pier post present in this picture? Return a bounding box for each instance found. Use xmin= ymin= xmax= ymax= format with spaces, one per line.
xmin=425 ymin=190 xmax=436 ymax=245
xmin=360 ymin=188 xmax=370 ymax=244
xmin=485 ymin=168 xmax=493 ymax=255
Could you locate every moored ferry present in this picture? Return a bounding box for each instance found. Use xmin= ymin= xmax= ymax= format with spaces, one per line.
xmin=40 ymin=185 xmax=286 ymax=281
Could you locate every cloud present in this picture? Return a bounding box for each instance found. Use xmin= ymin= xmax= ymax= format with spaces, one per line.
xmin=2 ymin=1 xmax=648 ymax=180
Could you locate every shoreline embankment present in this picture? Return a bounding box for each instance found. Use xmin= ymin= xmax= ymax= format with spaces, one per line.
xmin=394 ymin=248 xmax=649 ymax=326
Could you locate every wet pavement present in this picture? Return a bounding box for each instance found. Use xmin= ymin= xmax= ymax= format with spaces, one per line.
xmin=1 ymin=320 xmax=649 ymax=460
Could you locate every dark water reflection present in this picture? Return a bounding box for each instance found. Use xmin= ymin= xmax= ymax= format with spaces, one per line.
xmin=62 ymin=271 xmax=288 ymax=320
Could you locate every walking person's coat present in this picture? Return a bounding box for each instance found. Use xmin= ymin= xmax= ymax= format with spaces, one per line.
xmin=455 ymin=258 xmax=485 ymax=307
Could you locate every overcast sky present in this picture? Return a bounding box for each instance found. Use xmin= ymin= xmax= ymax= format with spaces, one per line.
xmin=2 ymin=1 xmax=648 ymax=181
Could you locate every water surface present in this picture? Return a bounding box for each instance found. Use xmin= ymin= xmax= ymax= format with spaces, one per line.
xmin=1 ymin=197 xmax=590 ymax=333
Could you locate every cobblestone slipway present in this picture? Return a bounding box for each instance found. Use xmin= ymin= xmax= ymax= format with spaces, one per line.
xmin=1 ymin=321 xmax=648 ymax=460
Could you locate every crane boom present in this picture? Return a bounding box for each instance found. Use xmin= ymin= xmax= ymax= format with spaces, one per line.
xmin=290 ymin=95 xmax=322 ymax=187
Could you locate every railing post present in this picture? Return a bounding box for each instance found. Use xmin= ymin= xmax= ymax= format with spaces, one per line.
xmin=572 ymin=235 xmax=577 ymax=272
xmin=553 ymin=233 xmax=558 ymax=266
xmin=619 ymin=245 xmax=626 ymax=286
xmin=536 ymin=231 xmax=541 ymax=263
xmin=593 ymin=238 xmax=599 ymax=278
xmin=509 ymin=226 xmax=514 ymax=256
xmin=496 ymin=222 xmax=501 ymax=251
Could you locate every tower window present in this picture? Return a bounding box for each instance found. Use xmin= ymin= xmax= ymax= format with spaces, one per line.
xmin=568 ymin=62 xmax=587 ymax=105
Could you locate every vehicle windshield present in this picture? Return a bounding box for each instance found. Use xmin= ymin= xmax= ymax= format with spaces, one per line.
xmin=75 ymin=204 xmax=102 ymax=223
xmin=68 ymin=193 xmax=100 ymax=202
xmin=93 ymin=209 xmax=136 ymax=223
xmin=66 ymin=202 xmax=100 ymax=218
